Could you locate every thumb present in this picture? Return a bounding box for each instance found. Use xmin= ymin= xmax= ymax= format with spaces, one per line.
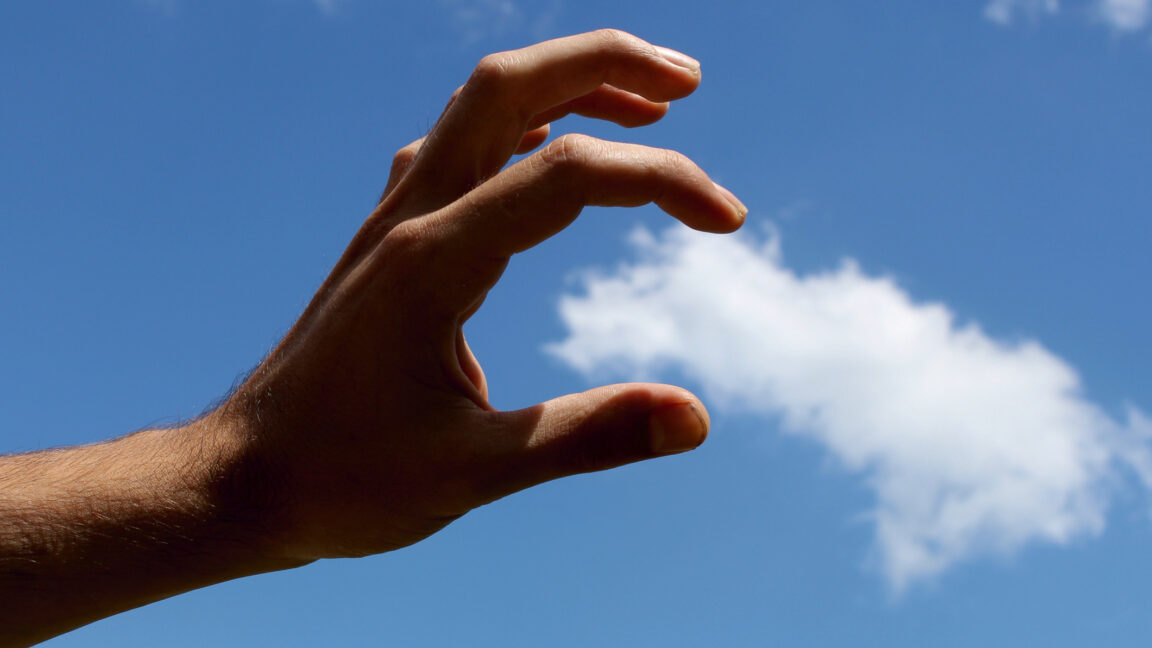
xmin=487 ymin=383 xmax=710 ymax=497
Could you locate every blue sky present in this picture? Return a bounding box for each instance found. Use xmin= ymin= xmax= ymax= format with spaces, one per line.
xmin=3 ymin=0 xmax=1152 ymax=645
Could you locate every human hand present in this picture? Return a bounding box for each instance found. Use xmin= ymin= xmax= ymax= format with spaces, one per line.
xmin=213 ymin=29 xmax=747 ymax=562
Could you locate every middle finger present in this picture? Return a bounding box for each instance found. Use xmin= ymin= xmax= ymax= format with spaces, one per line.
xmin=397 ymin=30 xmax=702 ymax=210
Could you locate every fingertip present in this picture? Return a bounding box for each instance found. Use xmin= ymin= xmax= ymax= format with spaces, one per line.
xmin=506 ymin=383 xmax=710 ymax=475
xmin=648 ymin=400 xmax=709 ymax=455
xmin=649 ymin=46 xmax=702 ymax=100
xmin=712 ymin=182 xmax=748 ymax=228
xmin=653 ymin=45 xmax=701 ymax=75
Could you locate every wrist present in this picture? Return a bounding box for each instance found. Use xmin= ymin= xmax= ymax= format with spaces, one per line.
xmin=185 ymin=409 xmax=312 ymax=575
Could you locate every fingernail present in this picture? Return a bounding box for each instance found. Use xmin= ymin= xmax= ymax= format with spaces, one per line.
xmin=649 ymin=402 xmax=708 ymax=455
xmin=713 ymin=182 xmax=748 ymax=220
xmin=654 ymin=45 xmax=701 ymax=73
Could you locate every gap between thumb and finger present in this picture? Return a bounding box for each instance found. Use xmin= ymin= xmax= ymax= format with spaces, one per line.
xmin=488 ymin=383 xmax=710 ymax=498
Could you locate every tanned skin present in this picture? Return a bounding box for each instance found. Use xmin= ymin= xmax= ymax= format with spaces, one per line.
xmin=0 ymin=30 xmax=746 ymax=647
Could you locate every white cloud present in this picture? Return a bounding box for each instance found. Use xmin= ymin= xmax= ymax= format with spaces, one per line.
xmin=133 ymin=0 xmax=343 ymax=16
xmin=312 ymin=0 xmax=340 ymax=15
xmin=983 ymin=0 xmax=1061 ymax=26
xmin=1095 ymin=0 xmax=1152 ymax=29
xmin=983 ymin=0 xmax=1152 ymax=31
xmin=548 ymin=226 xmax=1152 ymax=591
xmin=441 ymin=0 xmax=561 ymax=44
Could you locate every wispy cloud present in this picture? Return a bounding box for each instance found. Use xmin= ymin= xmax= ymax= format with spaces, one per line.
xmin=548 ymin=225 xmax=1152 ymax=592
xmin=984 ymin=0 xmax=1061 ymax=25
xmin=1095 ymin=0 xmax=1152 ymax=29
xmin=312 ymin=0 xmax=340 ymax=15
xmin=133 ymin=0 xmax=342 ymax=16
xmin=984 ymin=0 xmax=1151 ymax=31
xmin=440 ymin=0 xmax=562 ymax=44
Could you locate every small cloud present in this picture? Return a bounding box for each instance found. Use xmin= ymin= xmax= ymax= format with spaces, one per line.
xmin=441 ymin=0 xmax=562 ymax=44
xmin=548 ymin=225 xmax=1152 ymax=592
xmin=984 ymin=0 xmax=1152 ymax=31
xmin=984 ymin=0 xmax=1018 ymax=25
xmin=983 ymin=0 xmax=1061 ymax=26
xmin=1095 ymin=0 xmax=1151 ymax=30
xmin=132 ymin=0 xmax=343 ymax=16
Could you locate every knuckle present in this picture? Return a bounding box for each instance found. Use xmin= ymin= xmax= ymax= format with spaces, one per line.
xmin=470 ymin=52 xmax=519 ymax=86
xmin=391 ymin=142 xmax=420 ymax=167
xmin=588 ymin=28 xmax=636 ymax=49
xmin=379 ymin=219 xmax=433 ymax=260
xmin=539 ymin=133 xmax=598 ymax=171
xmin=655 ymin=147 xmax=692 ymax=174
xmin=588 ymin=28 xmax=653 ymax=60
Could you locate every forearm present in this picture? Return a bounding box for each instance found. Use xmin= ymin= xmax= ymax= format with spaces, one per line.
xmin=0 ymin=417 xmax=304 ymax=646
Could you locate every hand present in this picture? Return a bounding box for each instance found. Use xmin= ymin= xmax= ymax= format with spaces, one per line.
xmin=0 ymin=30 xmax=747 ymax=644
xmin=211 ymin=29 xmax=747 ymax=562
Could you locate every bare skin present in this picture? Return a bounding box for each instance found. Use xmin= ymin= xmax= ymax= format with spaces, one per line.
xmin=0 ymin=30 xmax=746 ymax=646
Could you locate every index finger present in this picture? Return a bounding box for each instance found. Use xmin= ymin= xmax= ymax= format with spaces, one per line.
xmin=396 ymin=30 xmax=703 ymax=209
xmin=385 ymin=135 xmax=746 ymax=320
